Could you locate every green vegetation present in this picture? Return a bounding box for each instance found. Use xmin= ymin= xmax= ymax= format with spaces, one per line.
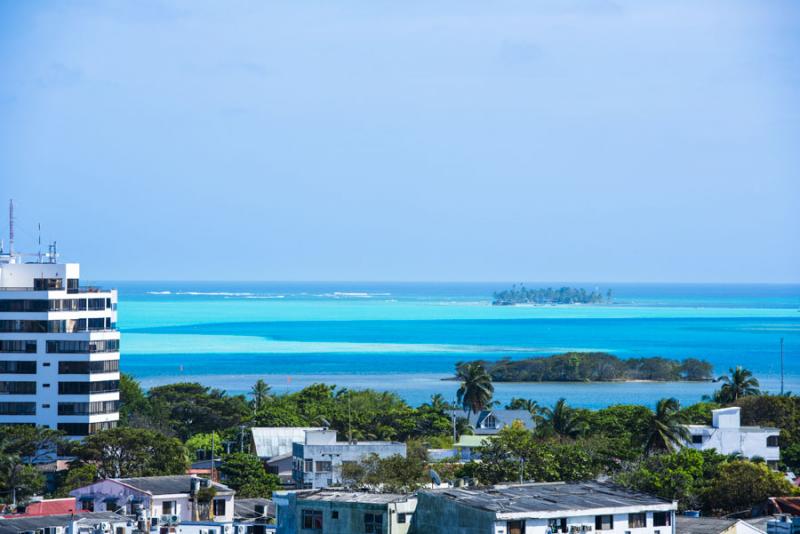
xmin=4 ymin=365 xmax=798 ymax=516
xmin=219 ymin=453 xmax=280 ymax=497
xmin=492 ymin=285 xmax=611 ymax=306
xmin=456 ymin=362 xmax=494 ymax=415
xmin=460 ymin=353 xmax=713 ymax=382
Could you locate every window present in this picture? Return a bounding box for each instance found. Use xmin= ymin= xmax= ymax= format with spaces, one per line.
xmin=301 ymin=509 xmax=323 ymax=530
xmin=653 ymin=512 xmax=670 ymax=527
xmin=0 ymin=340 xmax=36 ymax=353
xmin=629 ymin=513 xmax=646 ymax=528
xmin=58 ymin=421 xmax=117 ymax=436
xmin=59 ymin=360 xmax=119 ymax=374
xmin=315 ymin=461 xmax=332 ymax=472
xmin=364 ymin=512 xmax=383 ymax=533
xmin=67 ymin=278 xmax=79 ymax=292
xmin=331 ymin=511 xmax=339 ymax=519
xmin=767 ymin=435 xmax=780 ymax=447
xmin=213 ymin=499 xmax=226 ymax=517
xmin=508 ymin=520 xmax=526 ymax=534
xmin=397 ymin=513 xmax=407 ymax=524
xmin=58 ymin=400 xmax=120 ymax=416
xmin=162 ymin=501 xmax=175 ymax=515
xmin=0 ymin=361 xmax=36 ymax=374
xmin=48 ymin=339 xmax=119 ymax=354
xmin=58 ymin=379 xmax=120 ymax=395
xmin=484 ymin=414 xmax=497 ymax=428
xmin=0 ymin=402 xmax=36 ymax=415
xmin=595 ymin=515 xmax=614 ymax=531
xmin=548 ymin=518 xmax=567 ymax=533
xmin=35 ymin=277 xmax=63 ymax=290
xmin=304 ymin=459 xmax=313 ymax=472
xmin=691 ymin=434 xmax=703 ymax=444
xmin=0 ymin=381 xmax=37 ymax=395
xmin=81 ymin=499 xmax=94 ymax=512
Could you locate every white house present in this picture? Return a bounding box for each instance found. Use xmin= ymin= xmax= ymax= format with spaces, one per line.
xmin=0 ymin=511 xmax=130 ymax=534
xmin=414 ymin=481 xmax=678 ymax=534
xmin=291 ymin=430 xmax=406 ymax=489
xmin=456 ymin=409 xmax=536 ymax=435
xmin=684 ymin=407 xmax=780 ymax=467
xmin=70 ymin=475 xmax=235 ymax=527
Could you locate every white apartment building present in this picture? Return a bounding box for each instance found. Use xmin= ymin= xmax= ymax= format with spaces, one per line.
xmin=685 ymin=407 xmax=780 ymax=467
xmin=292 ymin=429 xmax=407 ymax=489
xmin=0 ymin=246 xmax=120 ymax=438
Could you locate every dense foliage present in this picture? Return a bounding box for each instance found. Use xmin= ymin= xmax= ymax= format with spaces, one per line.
xmin=219 ymin=453 xmax=280 ymax=497
xmin=492 ymin=285 xmax=611 ymax=305
xmin=461 ymin=353 xmax=713 ymax=382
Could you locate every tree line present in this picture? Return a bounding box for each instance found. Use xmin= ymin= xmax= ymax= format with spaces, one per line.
xmin=492 ymin=285 xmax=611 ymax=305
xmin=458 ymin=353 xmax=714 ymax=382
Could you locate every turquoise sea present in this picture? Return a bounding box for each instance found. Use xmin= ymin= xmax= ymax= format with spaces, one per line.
xmin=100 ymin=282 xmax=800 ymax=410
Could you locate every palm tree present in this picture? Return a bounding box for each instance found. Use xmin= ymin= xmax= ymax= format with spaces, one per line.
xmin=250 ymin=379 xmax=271 ymax=412
xmin=541 ymin=398 xmax=586 ymax=439
xmin=714 ymin=366 xmax=760 ymax=403
xmin=644 ymin=397 xmax=691 ymax=454
xmin=423 ymin=393 xmax=451 ymax=413
xmin=456 ymin=363 xmax=494 ymax=416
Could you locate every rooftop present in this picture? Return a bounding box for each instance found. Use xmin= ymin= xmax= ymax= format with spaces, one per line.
xmin=422 ymin=481 xmax=674 ymax=515
xmin=234 ymin=498 xmax=275 ymax=519
xmin=251 ymin=427 xmax=322 ymax=458
xmin=114 ymin=475 xmax=232 ymax=495
xmin=0 ymin=512 xmax=126 ymax=534
xmin=675 ymin=516 xmax=739 ymax=534
xmin=293 ymin=490 xmax=414 ymax=505
xmin=685 ymin=425 xmax=780 ymax=433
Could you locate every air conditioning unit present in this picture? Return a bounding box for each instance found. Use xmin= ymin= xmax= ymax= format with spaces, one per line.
xmin=171 ymin=515 xmax=180 ymax=524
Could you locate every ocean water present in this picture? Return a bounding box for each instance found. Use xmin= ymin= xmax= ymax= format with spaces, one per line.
xmin=98 ymin=281 xmax=800 ymax=409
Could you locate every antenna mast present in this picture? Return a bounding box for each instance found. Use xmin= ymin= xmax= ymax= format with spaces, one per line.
xmin=8 ymin=199 xmax=14 ymax=256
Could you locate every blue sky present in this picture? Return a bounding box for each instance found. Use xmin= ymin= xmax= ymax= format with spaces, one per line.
xmin=1 ymin=1 xmax=798 ymax=282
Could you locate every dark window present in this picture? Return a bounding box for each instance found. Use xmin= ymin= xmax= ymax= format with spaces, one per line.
xmin=35 ymin=277 xmax=63 ymax=290
xmin=315 ymin=461 xmax=332 ymax=472
xmin=80 ymin=499 xmax=94 ymax=512
xmin=162 ymin=501 xmax=174 ymax=515
xmin=304 ymin=459 xmax=313 ymax=472
xmin=59 ymin=360 xmax=119 ymax=374
xmin=48 ymin=339 xmax=119 ymax=354
xmin=397 ymin=513 xmax=407 ymax=524
xmin=58 ymin=400 xmax=120 ymax=415
xmin=58 ymin=420 xmax=117 ymax=436
xmin=0 ymin=361 xmax=36 ymax=374
xmin=0 ymin=300 xmax=49 ymax=312
xmin=767 ymin=435 xmax=779 ymax=447
xmin=58 ymin=379 xmax=119 ymax=395
xmin=42 ymin=362 xmax=50 ymax=367
xmin=213 ymin=499 xmax=226 ymax=517
xmin=629 ymin=513 xmax=646 ymax=528
xmin=67 ymin=278 xmax=79 ymax=293
xmin=302 ymin=509 xmax=322 ymax=530
xmin=0 ymin=381 xmax=37 ymax=395
xmin=331 ymin=511 xmax=339 ymax=519
xmin=0 ymin=402 xmax=36 ymax=415
xmin=596 ymin=515 xmax=614 ymax=531
xmin=653 ymin=512 xmax=670 ymax=527
xmin=508 ymin=520 xmax=526 ymax=534
xmin=364 ymin=512 xmax=383 ymax=533
xmin=0 ymin=340 xmax=37 ymax=353
xmin=691 ymin=434 xmax=703 ymax=444
xmin=548 ymin=519 xmax=567 ymax=532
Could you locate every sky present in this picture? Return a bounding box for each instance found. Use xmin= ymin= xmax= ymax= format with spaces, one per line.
xmin=1 ymin=1 xmax=799 ymax=282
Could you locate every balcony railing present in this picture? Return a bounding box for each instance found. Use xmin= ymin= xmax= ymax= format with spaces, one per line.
xmin=0 ymin=286 xmax=107 ymax=293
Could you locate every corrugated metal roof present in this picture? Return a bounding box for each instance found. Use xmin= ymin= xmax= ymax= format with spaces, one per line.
xmin=251 ymin=427 xmax=322 ymax=458
xmin=421 ymin=481 xmax=672 ymax=514
xmin=116 ymin=475 xmax=231 ymax=495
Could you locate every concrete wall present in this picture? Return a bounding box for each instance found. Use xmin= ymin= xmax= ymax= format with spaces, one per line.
xmin=293 ymin=441 xmax=407 ymax=489
xmin=275 ymin=494 xmax=416 ymax=534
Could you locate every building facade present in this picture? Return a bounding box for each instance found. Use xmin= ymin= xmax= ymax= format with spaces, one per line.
xmin=70 ymin=476 xmax=235 ymax=526
xmin=413 ymin=481 xmax=678 ymax=534
xmin=685 ymin=407 xmax=780 ymax=466
xmin=274 ymin=490 xmax=417 ymax=534
xmin=291 ymin=430 xmax=406 ymax=489
xmin=0 ymin=251 xmax=120 ymax=438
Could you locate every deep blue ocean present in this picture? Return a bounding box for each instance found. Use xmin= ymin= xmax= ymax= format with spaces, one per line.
xmin=96 ymin=281 xmax=800 ymax=409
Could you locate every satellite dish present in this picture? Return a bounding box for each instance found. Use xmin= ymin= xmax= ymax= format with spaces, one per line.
xmin=429 ymin=469 xmax=442 ymax=486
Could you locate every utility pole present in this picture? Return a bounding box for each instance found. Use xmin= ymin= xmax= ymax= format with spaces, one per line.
xmin=210 ymin=432 xmax=215 ymax=481
xmin=781 ymin=337 xmax=785 ymax=395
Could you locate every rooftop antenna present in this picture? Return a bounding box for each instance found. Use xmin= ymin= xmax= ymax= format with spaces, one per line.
xmin=37 ymin=223 xmax=42 ymax=263
xmin=8 ymin=199 xmax=14 ymax=256
xmin=348 ymin=390 xmax=353 ymax=443
xmin=781 ymin=337 xmax=785 ymax=395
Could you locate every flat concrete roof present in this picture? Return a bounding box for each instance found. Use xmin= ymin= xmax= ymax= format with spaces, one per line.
xmin=294 ymin=490 xmax=414 ymax=505
xmin=421 ymin=481 xmax=673 ymax=515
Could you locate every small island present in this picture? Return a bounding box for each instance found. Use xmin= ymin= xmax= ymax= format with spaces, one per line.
xmin=492 ymin=285 xmax=612 ymax=306
xmin=456 ymin=352 xmax=714 ymax=382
